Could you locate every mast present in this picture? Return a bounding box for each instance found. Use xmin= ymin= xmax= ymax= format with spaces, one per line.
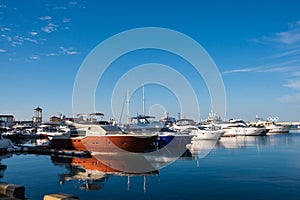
xmin=126 ymin=89 xmax=130 ymax=124
xmin=119 ymin=89 xmax=130 ymax=124
xmin=142 ymin=83 xmax=145 ymax=116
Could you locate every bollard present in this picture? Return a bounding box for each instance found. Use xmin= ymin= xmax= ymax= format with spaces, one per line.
xmin=43 ymin=193 xmax=79 ymax=200
xmin=0 ymin=182 xmax=25 ymax=199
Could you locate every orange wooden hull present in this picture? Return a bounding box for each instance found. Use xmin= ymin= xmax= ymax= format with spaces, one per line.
xmin=50 ymin=135 xmax=157 ymax=153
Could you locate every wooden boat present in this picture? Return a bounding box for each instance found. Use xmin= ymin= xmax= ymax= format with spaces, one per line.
xmin=50 ymin=113 xmax=157 ymax=153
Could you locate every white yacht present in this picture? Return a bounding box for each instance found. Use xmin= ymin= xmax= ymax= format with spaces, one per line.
xmin=37 ymin=124 xmax=70 ymax=137
xmin=255 ymin=118 xmax=291 ymax=134
xmin=190 ymin=125 xmax=225 ymax=140
xmin=220 ymin=119 xmax=266 ymax=136
xmin=171 ymin=119 xmax=198 ymax=133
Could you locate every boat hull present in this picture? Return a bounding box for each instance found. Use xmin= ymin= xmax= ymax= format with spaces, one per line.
xmin=267 ymin=125 xmax=291 ymax=134
xmin=157 ymin=135 xmax=175 ymax=147
xmin=50 ymin=135 xmax=157 ymax=153
xmin=223 ymin=127 xmax=265 ymax=136
xmin=191 ymin=130 xmax=224 ymax=140
xmin=235 ymin=127 xmax=266 ymax=136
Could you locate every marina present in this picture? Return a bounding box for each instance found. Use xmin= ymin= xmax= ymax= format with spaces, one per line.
xmin=0 ymin=132 xmax=299 ymax=199
xmin=0 ymin=109 xmax=300 ymax=199
xmin=1 ymin=1 xmax=300 ymax=199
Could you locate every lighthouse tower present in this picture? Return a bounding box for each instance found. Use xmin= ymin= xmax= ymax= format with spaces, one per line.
xmin=33 ymin=107 xmax=43 ymax=124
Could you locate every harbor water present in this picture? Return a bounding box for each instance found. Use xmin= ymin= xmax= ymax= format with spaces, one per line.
xmin=1 ymin=131 xmax=300 ymax=200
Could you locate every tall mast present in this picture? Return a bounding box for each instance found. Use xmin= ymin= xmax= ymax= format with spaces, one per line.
xmin=119 ymin=89 xmax=130 ymax=125
xmin=126 ymin=89 xmax=130 ymax=124
xmin=142 ymin=83 xmax=145 ymax=116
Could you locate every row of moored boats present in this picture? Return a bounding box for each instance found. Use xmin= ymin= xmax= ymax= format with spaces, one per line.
xmin=0 ymin=112 xmax=294 ymax=153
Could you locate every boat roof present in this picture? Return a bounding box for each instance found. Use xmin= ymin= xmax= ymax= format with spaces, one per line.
xmin=76 ymin=113 xmax=104 ymax=116
xmin=130 ymin=115 xmax=155 ymax=119
xmin=177 ymin=118 xmax=195 ymax=122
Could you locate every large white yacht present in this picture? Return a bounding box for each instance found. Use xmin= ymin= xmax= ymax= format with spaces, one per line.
xmin=203 ymin=112 xmax=266 ymax=137
xmin=190 ymin=125 xmax=225 ymax=140
xmin=255 ymin=117 xmax=291 ymax=134
xmin=171 ymin=119 xmax=198 ymax=133
xmin=220 ymin=119 xmax=266 ymax=136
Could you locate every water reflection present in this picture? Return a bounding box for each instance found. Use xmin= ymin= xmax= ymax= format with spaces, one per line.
xmin=0 ymin=133 xmax=299 ymax=199
xmin=186 ymin=140 xmax=218 ymax=159
xmin=217 ymin=136 xmax=269 ymax=150
xmin=51 ymin=153 xmax=159 ymax=191
xmin=0 ymin=153 xmax=12 ymax=178
xmin=49 ymin=138 xmax=220 ymax=192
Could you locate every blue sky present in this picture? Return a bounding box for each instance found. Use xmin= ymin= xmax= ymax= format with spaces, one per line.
xmin=1 ymin=0 xmax=300 ymax=122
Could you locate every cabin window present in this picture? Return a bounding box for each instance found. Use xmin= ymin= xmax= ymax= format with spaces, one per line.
xmin=71 ymin=130 xmax=86 ymax=137
xmin=102 ymin=125 xmax=122 ymax=132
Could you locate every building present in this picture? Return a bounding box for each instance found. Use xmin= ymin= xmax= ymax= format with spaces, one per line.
xmin=0 ymin=115 xmax=14 ymax=128
xmin=49 ymin=116 xmax=61 ymax=123
xmin=33 ymin=107 xmax=43 ymax=124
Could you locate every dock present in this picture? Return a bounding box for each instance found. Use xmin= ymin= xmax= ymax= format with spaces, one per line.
xmin=14 ymin=145 xmax=91 ymax=158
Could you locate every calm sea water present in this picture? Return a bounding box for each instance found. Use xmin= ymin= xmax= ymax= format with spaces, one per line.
xmin=1 ymin=131 xmax=300 ymax=200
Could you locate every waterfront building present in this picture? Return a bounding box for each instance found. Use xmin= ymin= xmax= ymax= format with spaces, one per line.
xmin=33 ymin=107 xmax=43 ymax=124
xmin=0 ymin=115 xmax=14 ymax=128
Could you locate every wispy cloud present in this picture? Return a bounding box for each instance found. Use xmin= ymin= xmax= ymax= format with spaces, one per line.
xmin=290 ymin=71 xmax=300 ymax=77
xmin=53 ymin=6 xmax=67 ymax=10
xmin=29 ymin=55 xmax=40 ymax=60
xmin=63 ymin=18 xmax=71 ymax=23
xmin=0 ymin=49 xmax=6 ymax=53
xmin=39 ymin=16 xmax=52 ymax=21
xmin=279 ymin=78 xmax=300 ymax=103
xmin=222 ymin=66 xmax=262 ymax=75
xmin=256 ymin=66 xmax=297 ymax=73
xmin=226 ymin=21 xmax=300 ymax=77
xmin=23 ymin=37 xmax=38 ymax=44
xmin=265 ymin=48 xmax=300 ymax=59
xmin=41 ymin=23 xmax=58 ymax=33
xmin=29 ymin=31 xmax=38 ymax=36
xmin=46 ymin=46 xmax=80 ymax=56
xmin=261 ymin=20 xmax=300 ymax=45
xmin=2 ymin=32 xmax=39 ymax=47
xmin=250 ymin=20 xmax=300 ymax=64
xmin=68 ymin=1 xmax=86 ymax=9
xmin=0 ymin=27 xmax=11 ymax=31
xmin=283 ymin=79 xmax=300 ymax=90
xmin=1 ymin=34 xmax=11 ymax=41
xmin=46 ymin=53 xmax=58 ymax=56
xmin=60 ymin=46 xmax=80 ymax=55
xmin=69 ymin=1 xmax=78 ymax=5
xmin=222 ymin=60 xmax=299 ymax=75
xmin=277 ymin=93 xmax=300 ymax=103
